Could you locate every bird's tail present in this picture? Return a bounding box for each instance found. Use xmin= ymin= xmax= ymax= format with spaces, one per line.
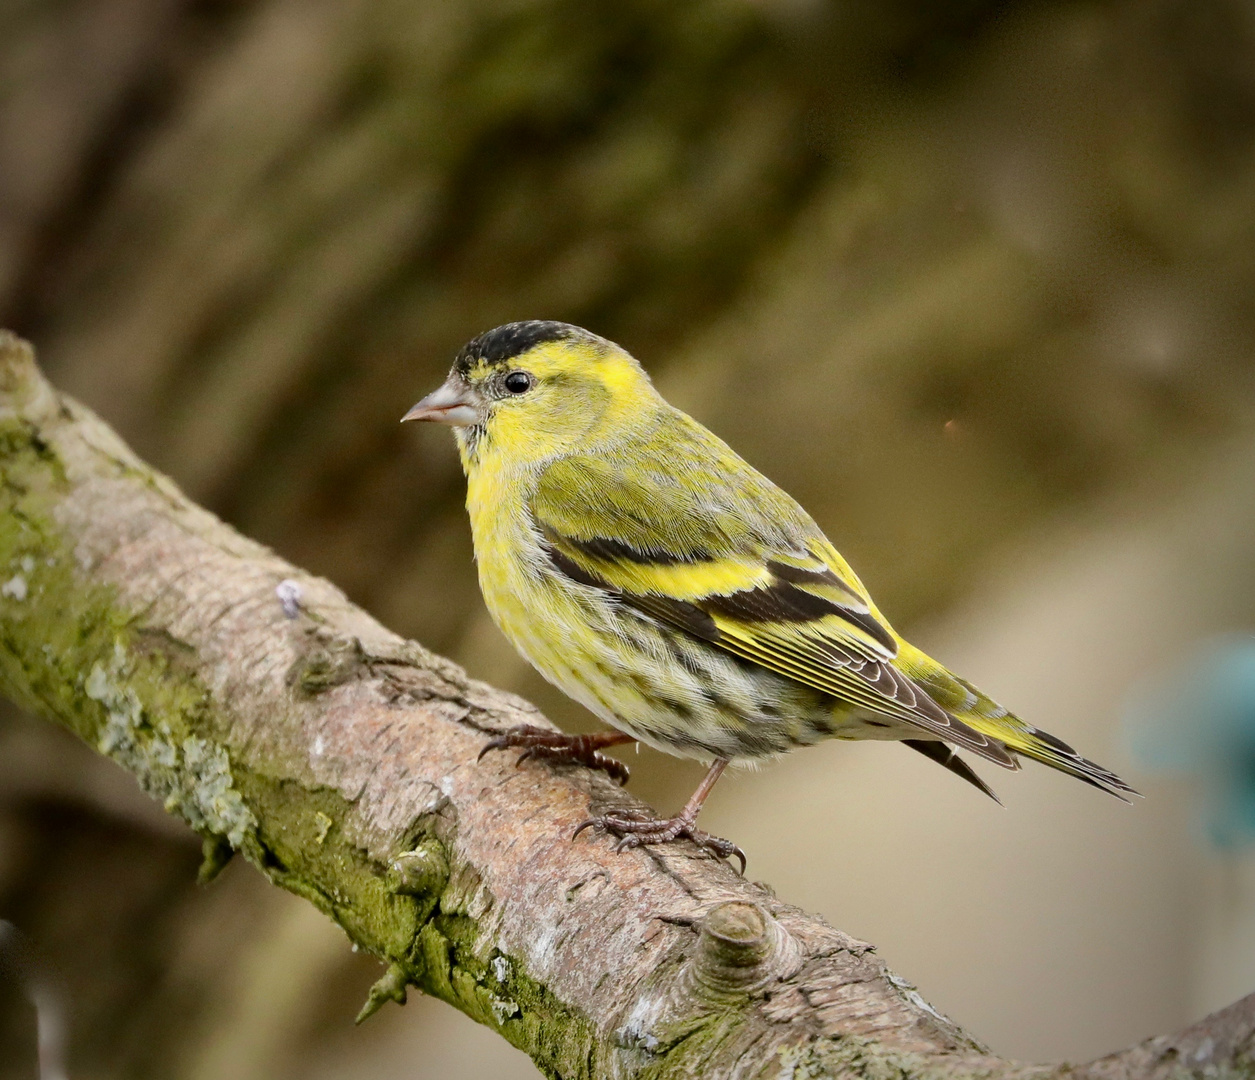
xmin=896 ymin=642 xmax=1140 ymax=802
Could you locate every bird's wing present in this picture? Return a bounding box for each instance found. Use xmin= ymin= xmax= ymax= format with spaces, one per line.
xmin=533 ymin=447 xmax=1017 ymax=768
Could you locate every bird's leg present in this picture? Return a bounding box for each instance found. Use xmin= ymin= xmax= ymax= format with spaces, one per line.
xmin=574 ymin=760 xmax=745 ymax=872
xmin=477 ymin=726 xmax=633 ymax=785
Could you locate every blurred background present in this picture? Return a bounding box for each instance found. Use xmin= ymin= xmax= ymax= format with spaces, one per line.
xmin=3 ymin=0 xmax=1255 ymax=1075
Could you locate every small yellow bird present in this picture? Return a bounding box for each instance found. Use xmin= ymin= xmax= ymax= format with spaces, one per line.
xmin=404 ymin=321 xmax=1136 ymax=869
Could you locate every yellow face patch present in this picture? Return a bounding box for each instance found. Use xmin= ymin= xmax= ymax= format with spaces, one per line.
xmin=466 ymin=339 xmax=653 ymax=467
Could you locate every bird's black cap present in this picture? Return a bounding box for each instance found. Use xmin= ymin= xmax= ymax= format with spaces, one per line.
xmin=453 ymin=321 xmax=589 ymax=375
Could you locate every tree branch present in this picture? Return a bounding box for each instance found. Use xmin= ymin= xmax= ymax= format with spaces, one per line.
xmin=0 ymin=329 xmax=1248 ymax=1079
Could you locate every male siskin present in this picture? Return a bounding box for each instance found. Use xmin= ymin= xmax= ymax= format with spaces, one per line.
xmin=404 ymin=321 xmax=1136 ymax=869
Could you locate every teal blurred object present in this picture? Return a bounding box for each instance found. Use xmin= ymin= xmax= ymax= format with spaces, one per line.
xmin=1126 ymin=636 xmax=1255 ymax=848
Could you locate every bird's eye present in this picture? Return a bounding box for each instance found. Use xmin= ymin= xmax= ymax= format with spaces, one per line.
xmin=503 ymin=371 xmax=533 ymax=394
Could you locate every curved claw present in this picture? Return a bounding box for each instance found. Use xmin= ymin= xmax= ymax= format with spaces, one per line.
xmin=572 ymin=818 xmax=598 ymax=840
xmin=477 ymin=737 xmax=511 ymax=763
xmin=714 ymin=841 xmax=747 ymax=876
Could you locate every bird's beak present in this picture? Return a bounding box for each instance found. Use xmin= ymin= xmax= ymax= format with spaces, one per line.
xmin=401 ymin=378 xmax=479 ymax=427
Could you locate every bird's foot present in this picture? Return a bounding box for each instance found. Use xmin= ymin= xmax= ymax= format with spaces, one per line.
xmin=573 ymin=808 xmax=746 ymax=873
xmin=477 ymin=725 xmax=631 ymax=785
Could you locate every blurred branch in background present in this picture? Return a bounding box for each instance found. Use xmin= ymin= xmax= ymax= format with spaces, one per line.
xmin=3 ymin=0 xmax=1255 ymax=1076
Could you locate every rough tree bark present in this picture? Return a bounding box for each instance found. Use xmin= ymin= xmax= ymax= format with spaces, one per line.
xmin=0 ymin=331 xmax=1251 ymax=1080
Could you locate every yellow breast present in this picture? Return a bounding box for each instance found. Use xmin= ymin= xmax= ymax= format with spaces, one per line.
xmin=464 ymin=453 xmax=571 ymax=672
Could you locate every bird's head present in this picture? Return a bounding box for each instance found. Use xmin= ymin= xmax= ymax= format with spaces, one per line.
xmin=403 ymin=321 xmax=654 ymax=468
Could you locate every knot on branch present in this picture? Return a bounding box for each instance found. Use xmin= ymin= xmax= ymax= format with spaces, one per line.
xmin=391 ymin=838 xmax=450 ymax=897
xmin=697 ymin=901 xmax=771 ymax=973
xmin=614 ymin=902 xmax=803 ymax=1062
xmin=687 ymin=901 xmax=800 ymax=1002
xmin=288 ymin=632 xmax=368 ymax=695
